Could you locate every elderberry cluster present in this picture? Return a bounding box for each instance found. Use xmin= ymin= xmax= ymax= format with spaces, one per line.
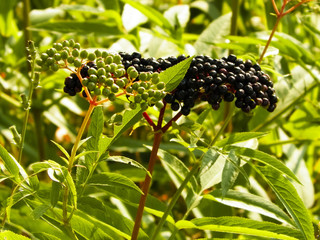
xmin=120 ymin=53 xmax=277 ymax=115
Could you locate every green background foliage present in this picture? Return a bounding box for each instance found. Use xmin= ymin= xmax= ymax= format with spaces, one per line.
xmin=0 ymin=0 xmax=319 ymax=239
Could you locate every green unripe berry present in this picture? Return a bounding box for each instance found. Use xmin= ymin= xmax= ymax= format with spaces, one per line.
xmin=41 ymin=65 xmax=49 ymax=71
xmin=106 ymin=78 xmax=114 ymax=87
xmin=73 ymin=42 xmax=80 ymax=49
xmin=94 ymin=49 xmax=102 ymax=58
xmin=99 ymin=75 xmax=107 ymax=84
xmin=54 ymin=53 xmax=61 ymax=61
xmin=47 ymin=48 xmax=57 ymax=57
xmin=72 ymin=49 xmax=79 ymax=57
xmin=154 ymin=90 xmax=162 ymax=99
xmin=127 ymin=66 xmax=136 ymax=74
xmin=141 ymin=92 xmax=149 ymax=100
xmin=105 ymin=64 xmax=111 ymax=72
xmin=88 ymin=68 xmax=97 ymax=76
xmin=62 ymin=40 xmax=70 ymax=47
xmin=97 ymin=68 xmax=106 ymax=77
xmin=116 ymin=79 xmax=125 ymax=88
xmin=74 ymin=59 xmax=82 ymax=68
xmin=89 ymin=74 xmax=98 ymax=83
xmin=137 ymin=87 xmax=145 ymax=94
xmin=80 ymin=50 xmax=88 ymax=59
xmin=53 ymin=43 xmax=63 ymax=51
xmin=151 ymin=73 xmax=160 ymax=84
xmin=134 ymin=95 xmax=142 ymax=103
xmin=61 ymin=50 xmax=69 ymax=60
xmin=129 ymin=70 xmax=139 ymax=79
xmin=97 ymin=60 xmax=105 ymax=69
xmin=113 ymin=54 xmax=121 ymax=64
xmin=114 ymin=114 xmax=122 ymax=124
xmin=108 ymin=93 xmax=116 ymax=101
xmin=139 ymin=72 xmax=147 ymax=81
xmin=140 ymin=102 xmax=148 ymax=111
xmin=82 ymin=78 xmax=89 ymax=86
xmin=141 ymin=81 xmax=151 ymax=90
xmin=148 ymin=90 xmax=155 ymax=97
xmin=105 ymin=56 xmax=113 ymax=64
xmin=88 ymin=53 xmax=96 ymax=61
xmin=114 ymin=69 xmax=124 ymax=78
xmin=102 ymin=87 xmax=111 ymax=96
xmin=67 ymin=56 xmax=74 ymax=63
xmin=41 ymin=53 xmax=49 ymax=61
xmin=101 ymin=51 xmax=108 ymax=58
xmin=46 ymin=57 xmax=55 ymax=65
xmin=94 ymin=88 xmax=101 ymax=96
xmin=129 ymin=102 xmax=137 ymax=109
xmin=88 ymin=82 xmax=96 ymax=91
xmin=132 ymin=82 xmax=140 ymax=90
xmin=156 ymin=82 xmax=165 ymax=90
xmin=51 ymin=63 xmax=59 ymax=72
xmin=111 ymin=84 xmax=119 ymax=93
xmin=110 ymin=63 xmax=117 ymax=73
xmin=126 ymin=86 xmax=133 ymax=93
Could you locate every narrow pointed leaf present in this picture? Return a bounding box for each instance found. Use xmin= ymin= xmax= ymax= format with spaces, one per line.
xmin=255 ymin=166 xmax=314 ymax=240
xmin=221 ymin=149 xmax=240 ymax=197
xmin=176 ymin=217 xmax=303 ymax=240
xmin=215 ymin=132 xmax=267 ymax=147
xmin=0 ymin=144 xmax=20 ymax=182
xmin=50 ymin=140 xmax=70 ymax=159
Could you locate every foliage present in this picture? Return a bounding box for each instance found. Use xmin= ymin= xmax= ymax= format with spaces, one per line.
xmin=0 ymin=0 xmax=319 ymax=240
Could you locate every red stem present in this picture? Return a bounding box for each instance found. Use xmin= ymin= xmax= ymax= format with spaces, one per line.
xmin=143 ymin=112 xmax=156 ymax=130
xmin=131 ymin=131 xmax=163 ymax=240
xmin=162 ymin=112 xmax=183 ymax=133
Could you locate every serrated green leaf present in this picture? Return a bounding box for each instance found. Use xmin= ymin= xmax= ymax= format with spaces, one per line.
xmin=215 ymin=132 xmax=267 ymax=147
xmin=226 ymin=146 xmax=300 ymax=183
xmin=0 ymin=230 xmax=31 ymax=240
xmin=88 ymin=172 xmax=143 ymax=195
xmin=29 ymin=21 xmax=122 ymax=35
xmin=204 ymin=189 xmax=294 ymax=226
xmin=176 ymin=217 xmax=302 ymax=240
xmin=255 ymin=166 xmax=314 ymax=240
xmin=159 ymin=56 xmax=194 ymax=92
xmin=221 ymin=149 xmax=240 ymax=198
xmin=50 ymin=140 xmax=70 ymax=159
xmin=106 ymin=155 xmax=151 ymax=177
xmin=121 ymin=0 xmax=172 ymax=31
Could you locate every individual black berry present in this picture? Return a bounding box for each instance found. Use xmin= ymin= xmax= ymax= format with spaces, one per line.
xmin=171 ymin=102 xmax=180 ymax=111
xmin=224 ymin=92 xmax=234 ymax=102
xmin=181 ymin=106 xmax=191 ymax=116
xmin=164 ymin=94 xmax=175 ymax=103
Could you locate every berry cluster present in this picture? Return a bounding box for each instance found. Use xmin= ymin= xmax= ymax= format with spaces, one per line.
xmin=120 ymin=53 xmax=277 ymax=115
xmin=37 ymin=40 xmax=167 ymax=111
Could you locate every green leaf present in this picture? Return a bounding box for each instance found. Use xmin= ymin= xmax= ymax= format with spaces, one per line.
xmin=156 ymin=148 xmax=199 ymax=194
xmin=88 ymin=172 xmax=143 ymax=195
xmin=99 ymin=107 xmax=143 ymax=153
xmin=255 ymin=166 xmax=314 ymax=240
xmin=0 ymin=0 xmax=19 ymax=37
xmin=176 ymin=217 xmax=303 ymax=240
xmin=159 ymin=56 xmax=194 ymax=92
xmin=0 ymin=144 xmax=20 ymax=182
xmin=225 ymin=146 xmax=300 ymax=183
xmin=85 ymin=106 xmax=104 ymax=170
xmin=32 ymin=204 xmax=51 ymax=219
xmin=106 ymin=155 xmax=151 ymax=177
xmin=215 ymin=132 xmax=267 ymax=148
xmin=29 ymin=21 xmax=122 ymax=36
xmin=0 ymin=230 xmax=31 ymax=240
xmin=50 ymin=140 xmax=70 ymax=159
xmin=204 ymin=189 xmax=294 ymax=226
xmin=194 ymin=13 xmax=231 ymax=55
xmin=50 ymin=181 xmax=62 ymax=208
xmin=74 ymin=150 xmax=99 ymax=162
xmin=221 ymin=150 xmax=240 ymax=197
xmin=121 ymin=0 xmax=173 ymax=31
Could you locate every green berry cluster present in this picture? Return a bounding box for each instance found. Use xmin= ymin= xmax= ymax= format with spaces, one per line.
xmin=37 ymin=40 xmax=167 ymax=110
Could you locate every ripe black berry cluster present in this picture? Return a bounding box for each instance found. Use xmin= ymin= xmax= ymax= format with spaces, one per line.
xmin=120 ymin=53 xmax=277 ymax=115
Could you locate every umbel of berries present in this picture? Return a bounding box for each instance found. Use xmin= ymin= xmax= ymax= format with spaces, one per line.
xmin=119 ymin=52 xmax=278 ymax=116
xmin=36 ymin=40 xmax=167 ymax=111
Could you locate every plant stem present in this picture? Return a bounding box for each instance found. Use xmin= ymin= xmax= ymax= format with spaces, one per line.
xmin=131 ymin=131 xmax=163 ymax=240
xmin=151 ymin=161 xmax=201 ymax=240
xmin=62 ymin=103 xmax=95 ymax=227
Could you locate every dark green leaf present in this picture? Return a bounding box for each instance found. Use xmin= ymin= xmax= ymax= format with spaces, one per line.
xmin=32 ymin=204 xmax=51 ymax=219
xmin=50 ymin=181 xmax=61 ymax=208
xmin=0 ymin=144 xmax=20 ymax=182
